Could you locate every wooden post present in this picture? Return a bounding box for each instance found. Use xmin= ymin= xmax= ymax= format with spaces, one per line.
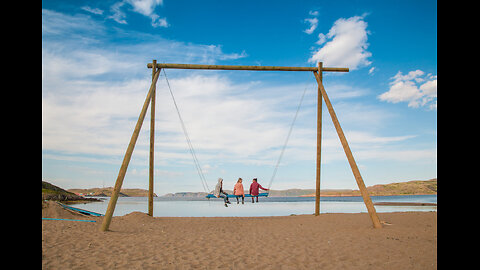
xmin=100 ymin=69 xmax=161 ymax=232
xmin=315 ymin=62 xmax=323 ymax=216
xmin=312 ymin=71 xmax=382 ymax=229
xmin=148 ymin=60 xmax=157 ymax=217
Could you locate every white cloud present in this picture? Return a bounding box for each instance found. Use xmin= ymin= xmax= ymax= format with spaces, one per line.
xmin=126 ymin=0 xmax=163 ymax=16
xmin=316 ymin=33 xmax=327 ymax=45
xmin=303 ymin=10 xmax=319 ymax=35
xmin=81 ymin=6 xmax=104 ymax=15
xmin=378 ymin=70 xmax=437 ymax=109
xmin=109 ymin=0 xmax=168 ymax=27
xmin=303 ymin=17 xmax=318 ymax=34
xmin=42 ymin=9 xmax=254 ymax=164
xmin=308 ymin=15 xmax=371 ymax=70
xmin=109 ymin=1 xmax=127 ymax=24
xmin=42 ymin=9 xmax=105 ymax=36
xmin=150 ymin=14 xmax=168 ymax=27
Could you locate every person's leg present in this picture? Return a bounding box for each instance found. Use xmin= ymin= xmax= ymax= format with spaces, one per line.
xmin=223 ymin=192 xmax=230 ymax=203
xmin=251 ymin=196 xmax=254 ymax=203
xmin=256 ymin=196 xmax=259 ymax=202
xmin=219 ymin=194 xmax=228 ymax=207
xmin=241 ymin=196 xmax=244 ymax=204
xmin=236 ymin=196 xmax=239 ymax=204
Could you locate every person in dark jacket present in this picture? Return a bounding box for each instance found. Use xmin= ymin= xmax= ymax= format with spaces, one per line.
xmin=249 ymin=178 xmax=269 ymax=203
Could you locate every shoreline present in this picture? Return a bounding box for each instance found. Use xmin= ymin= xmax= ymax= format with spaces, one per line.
xmin=374 ymin=202 xmax=437 ymax=206
xmin=300 ymin=193 xmax=436 ymax=197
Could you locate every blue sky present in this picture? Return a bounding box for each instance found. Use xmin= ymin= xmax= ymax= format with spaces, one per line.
xmin=42 ymin=0 xmax=437 ymax=195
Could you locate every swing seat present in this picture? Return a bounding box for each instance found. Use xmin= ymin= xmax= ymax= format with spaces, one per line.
xmin=205 ymin=192 xmax=269 ymax=199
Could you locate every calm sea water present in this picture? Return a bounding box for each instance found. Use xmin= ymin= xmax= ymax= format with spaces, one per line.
xmin=70 ymin=195 xmax=437 ymax=217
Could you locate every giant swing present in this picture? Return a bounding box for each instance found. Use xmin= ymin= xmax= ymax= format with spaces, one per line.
xmin=99 ymin=61 xmax=383 ymax=232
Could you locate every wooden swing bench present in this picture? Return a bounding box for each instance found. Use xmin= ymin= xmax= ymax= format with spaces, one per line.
xmin=205 ymin=192 xmax=269 ymax=199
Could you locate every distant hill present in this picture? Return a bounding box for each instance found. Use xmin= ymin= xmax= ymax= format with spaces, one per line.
xmin=161 ymin=178 xmax=437 ymax=197
xmin=58 ymin=178 xmax=437 ymax=198
xmin=299 ymin=178 xmax=437 ymax=197
xmin=67 ymin=187 xmax=158 ymax=197
xmin=366 ymin=178 xmax=437 ymax=196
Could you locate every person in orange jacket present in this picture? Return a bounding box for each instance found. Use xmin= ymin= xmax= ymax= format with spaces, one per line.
xmin=233 ymin=178 xmax=245 ymax=204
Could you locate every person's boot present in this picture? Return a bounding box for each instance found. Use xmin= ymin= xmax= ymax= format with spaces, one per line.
xmin=225 ymin=203 xmax=228 ymax=207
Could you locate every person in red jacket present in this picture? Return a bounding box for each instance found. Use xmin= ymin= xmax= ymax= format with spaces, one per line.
xmin=249 ymin=178 xmax=269 ymax=203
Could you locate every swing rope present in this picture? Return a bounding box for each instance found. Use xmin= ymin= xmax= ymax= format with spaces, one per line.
xmin=266 ymin=83 xmax=310 ymax=193
xmin=162 ymin=68 xmax=211 ymax=193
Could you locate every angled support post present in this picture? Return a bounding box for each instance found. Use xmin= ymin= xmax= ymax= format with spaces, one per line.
xmin=100 ymin=68 xmax=161 ymax=232
xmin=312 ymin=69 xmax=382 ymax=229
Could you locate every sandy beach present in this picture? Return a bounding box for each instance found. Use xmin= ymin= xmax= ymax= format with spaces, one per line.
xmin=42 ymin=201 xmax=437 ymax=269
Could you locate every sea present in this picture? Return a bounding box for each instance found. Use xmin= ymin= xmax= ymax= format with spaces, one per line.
xmin=70 ymin=194 xmax=437 ymax=217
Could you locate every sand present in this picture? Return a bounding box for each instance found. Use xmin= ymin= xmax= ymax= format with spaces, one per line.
xmin=42 ymin=203 xmax=437 ymax=269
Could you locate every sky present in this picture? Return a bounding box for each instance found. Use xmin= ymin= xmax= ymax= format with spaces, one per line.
xmin=42 ymin=0 xmax=437 ymax=195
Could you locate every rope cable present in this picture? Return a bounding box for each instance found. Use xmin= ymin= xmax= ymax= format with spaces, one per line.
xmin=162 ymin=68 xmax=210 ymax=193
xmin=266 ymin=83 xmax=311 ymax=192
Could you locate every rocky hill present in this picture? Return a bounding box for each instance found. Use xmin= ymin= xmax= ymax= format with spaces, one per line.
xmin=42 ymin=181 xmax=100 ymax=203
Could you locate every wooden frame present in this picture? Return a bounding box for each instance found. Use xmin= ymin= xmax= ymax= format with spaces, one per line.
xmin=99 ymin=61 xmax=382 ymax=231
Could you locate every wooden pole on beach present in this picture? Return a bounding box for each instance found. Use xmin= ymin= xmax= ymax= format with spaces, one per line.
xmin=315 ymin=62 xmax=323 ymax=216
xmin=312 ymin=70 xmax=382 ymax=229
xmin=100 ymin=68 xmax=161 ymax=232
xmin=148 ymin=60 xmax=157 ymax=217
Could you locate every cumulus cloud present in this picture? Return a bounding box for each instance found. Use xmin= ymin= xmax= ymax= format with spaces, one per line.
xmin=378 ymin=70 xmax=437 ymax=110
xmin=308 ymin=15 xmax=372 ymax=70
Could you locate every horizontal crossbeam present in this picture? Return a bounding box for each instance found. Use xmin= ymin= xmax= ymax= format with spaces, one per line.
xmin=147 ymin=63 xmax=349 ymax=72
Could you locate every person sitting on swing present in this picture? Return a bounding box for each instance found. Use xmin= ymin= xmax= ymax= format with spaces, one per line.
xmin=214 ymin=178 xmax=231 ymax=207
xmin=249 ymin=178 xmax=269 ymax=203
xmin=233 ymin=178 xmax=245 ymax=204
